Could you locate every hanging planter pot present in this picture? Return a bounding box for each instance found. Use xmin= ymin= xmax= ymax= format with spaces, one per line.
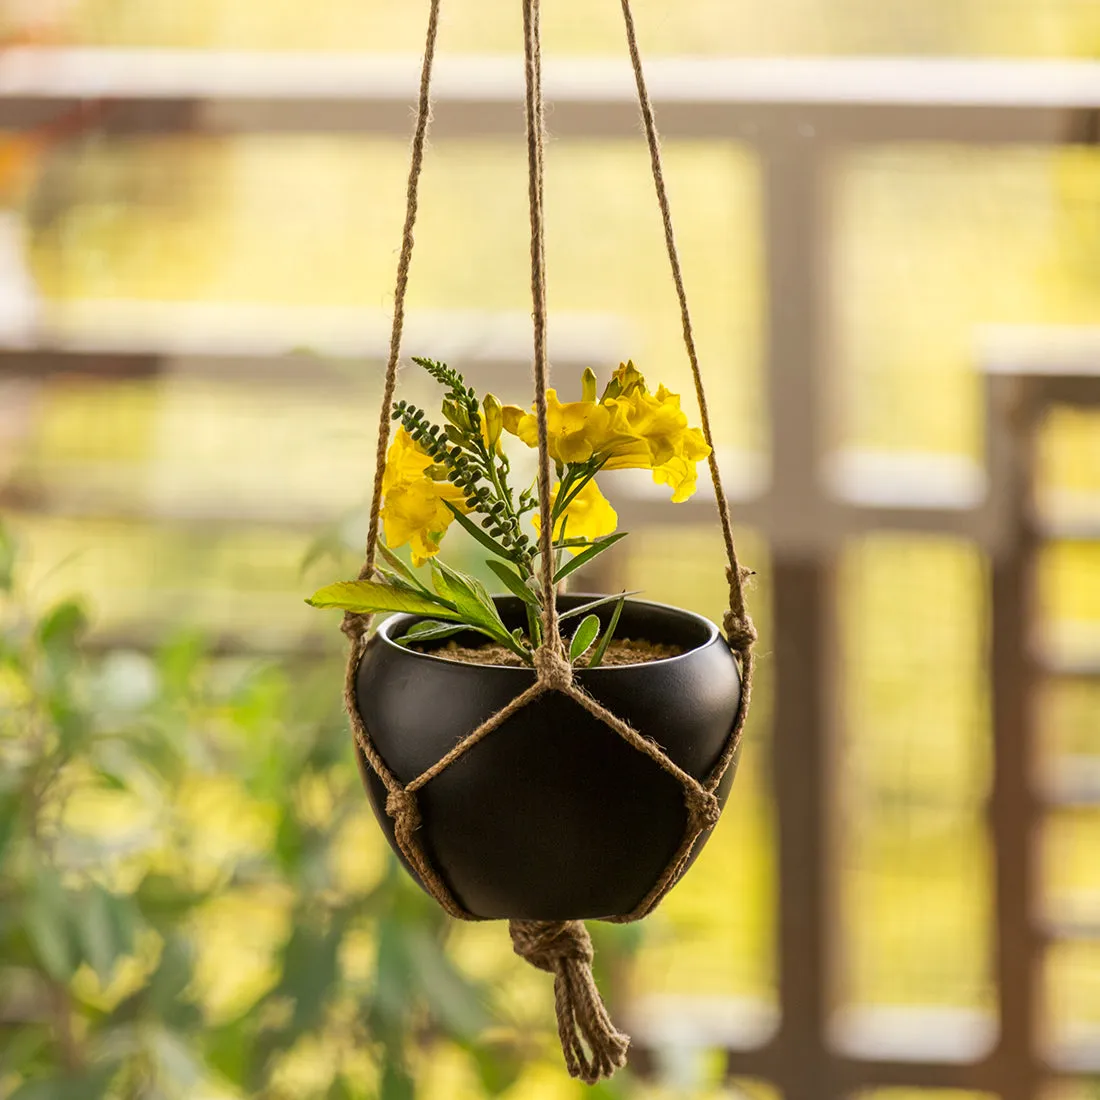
xmin=354 ymin=594 xmax=742 ymax=921
xmin=308 ymin=0 xmax=759 ymax=1083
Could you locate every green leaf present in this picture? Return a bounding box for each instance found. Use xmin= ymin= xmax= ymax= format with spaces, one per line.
xmin=24 ymin=872 xmax=77 ymax=982
xmin=442 ymin=501 xmax=517 ymax=562
xmin=557 ymin=590 xmax=642 ymax=622
xmin=9 ymin=1064 xmax=118 ymax=1100
xmin=380 ymin=1061 xmax=415 ymax=1100
xmin=136 ymin=874 xmax=210 ymax=930
xmin=279 ymin=919 xmax=344 ymax=1033
xmin=472 ymin=1042 xmax=525 ymax=1096
xmin=587 ymin=594 xmax=627 ymax=669
xmin=0 ymin=787 xmax=21 ymax=867
xmin=429 ymin=562 xmax=513 ymax=648
xmin=147 ymin=935 xmax=194 ymax=1016
xmin=485 ymin=561 xmax=539 ymax=607
xmin=569 ymin=615 xmax=601 ymax=663
xmin=36 ymin=600 xmax=88 ymax=655
xmin=375 ymin=566 xmax=421 ymax=594
xmin=376 ymin=543 xmax=437 ymax=598
xmin=0 ymin=523 xmax=15 ymax=591
xmin=394 ymin=621 xmax=469 ymax=647
xmin=306 ymin=580 xmax=460 ymax=619
xmin=76 ymin=885 xmax=121 ymax=984
xmin=405 ymin=926 xmax=491 ymax=1041
xmin=553 ymin=532 xmax=628 ymax=585
xmin=0 ymin=1026 xmax=51 ymax=1078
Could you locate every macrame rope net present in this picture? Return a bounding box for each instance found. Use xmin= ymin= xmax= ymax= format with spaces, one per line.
xmin=341 ymin=0 xmax=757 ymax=1084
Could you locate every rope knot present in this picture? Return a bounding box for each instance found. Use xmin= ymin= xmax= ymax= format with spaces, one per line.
xmin=533 ymin=644 xmax=574 ymax=692
xmin=341 ymin=611 xmax=370 ymax=644
xmin=510 ymin=918 xmax=592 ymax=973
xmin=685 ymin=785 xmax=722 ymax=830
xmin=509 ymin=919 xmax=629 ymax=1084
xmin=385 ymin=787 xmax=421 ymax=833
xmin=722 ymin=611 xmax=758 ymax=652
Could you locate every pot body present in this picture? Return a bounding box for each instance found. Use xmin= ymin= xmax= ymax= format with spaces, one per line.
xmin=354 ymin=594 xmax=742 ymax=921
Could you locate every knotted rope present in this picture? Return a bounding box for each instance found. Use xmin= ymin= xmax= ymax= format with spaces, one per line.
xmin=510 ymin=920 xmax=631 ymax=1084
xmin=341 ymin=0 xmax=757 ymax=1082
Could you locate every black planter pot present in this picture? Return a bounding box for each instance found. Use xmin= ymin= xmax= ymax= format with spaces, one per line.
xmin=354 ymin=594 xmax=742 ymax=921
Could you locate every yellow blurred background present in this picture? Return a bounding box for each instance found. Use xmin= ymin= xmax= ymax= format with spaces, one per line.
xmin=1 ymin=3 xmax=1099 ymax=1100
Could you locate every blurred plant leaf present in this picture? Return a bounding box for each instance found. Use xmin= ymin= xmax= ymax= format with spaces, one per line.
xmin=278 ymin=914 xmax=346 ymax=1034
xmin=380 ymin=1059 xmax=415 ymax=1100
xmin=0 ymin=1025 xmax=52 ymax=1078
xmin=8 ymin=1062 xmax=119 ymax=1100
xmin=0 ymin=521 xmax=15 ymax=591
xmin=146 ymin=934 xmax=199 ymax=1029
xmin=135 ymin=874 xmax=211 ymax=931
xmin=404 ymin=926 xmax=491 ymax=1042
xmin=0 ymin=784 xmax=21 ymax=867
xmin=23 ymin=871 xmax=77 ymax=982
xmin=36 ymin=600 xmax=88 ymax=658
xmin=75 ymin=885 xmax=136 ymax=985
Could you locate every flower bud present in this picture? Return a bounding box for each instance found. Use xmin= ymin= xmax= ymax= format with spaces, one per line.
xmin=581 ymin=367 xmax=598 ymax=404
xmin=482 ymin=393 xmax=504 ymax=449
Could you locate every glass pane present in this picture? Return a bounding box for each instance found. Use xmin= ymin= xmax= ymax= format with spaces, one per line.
xmin=1043 ymin=809 xmax=1100 ymax=933
xmin=1045 ymin=941 xmax=1100 ymax=1064
xmin=1038 ymin=541 xmax=1100 ymax=669
xmin=834 ymin=148 xmax=1100 ymax=460
xmin=20 ymin=135 xmax=763 ymax=455
xmin=836 ymin=536 xmax=995 ymax=1038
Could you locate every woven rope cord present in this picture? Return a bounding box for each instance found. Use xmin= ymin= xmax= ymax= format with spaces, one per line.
xmin=341 ymin=0 xmax=756 ymax=1082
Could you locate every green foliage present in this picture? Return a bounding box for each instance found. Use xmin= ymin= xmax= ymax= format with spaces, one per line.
xmin=307 ymin=580 xmax=460 ymax=619
xmin=0 ymin=522 xmax=558 ymax=1100
xmin=568 ymin=615 xmax=601 ymax=663
xmin=585 ymin=595 xmax=627 ymax=670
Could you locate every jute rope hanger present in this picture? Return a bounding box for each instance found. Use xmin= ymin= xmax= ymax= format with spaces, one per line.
xmin=341 ymin=0 xmax=757 ymax=1084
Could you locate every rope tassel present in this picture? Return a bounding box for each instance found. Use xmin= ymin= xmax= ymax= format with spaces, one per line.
xmin=509 ymin=920 xmax=631 ymax=1084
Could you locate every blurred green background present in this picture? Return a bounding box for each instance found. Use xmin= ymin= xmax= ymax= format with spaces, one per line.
xmin=1 ymin=2 xmax=1100 ymax=1099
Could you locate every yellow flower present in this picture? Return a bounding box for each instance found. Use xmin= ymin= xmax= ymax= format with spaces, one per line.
xmin=605 ymin=383 xmax=711 ymax=469
xmin=503 ymin=362 xmax=712 ymax=501
xmin=532 ymin=479 xmax=618 ymax=542
xmin=379 ymin=429 xmax=467 ymax=566
xmin=651 ymin=454 xmax=705 ymax=503
xmin=502 ymin=390 xmax=634 ymax=465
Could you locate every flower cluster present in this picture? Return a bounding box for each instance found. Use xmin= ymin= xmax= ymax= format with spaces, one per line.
xmin=309 ymin=358 xmax=713 ymax=665
xmin=502 ymin=361 xmax=712 ymax=504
